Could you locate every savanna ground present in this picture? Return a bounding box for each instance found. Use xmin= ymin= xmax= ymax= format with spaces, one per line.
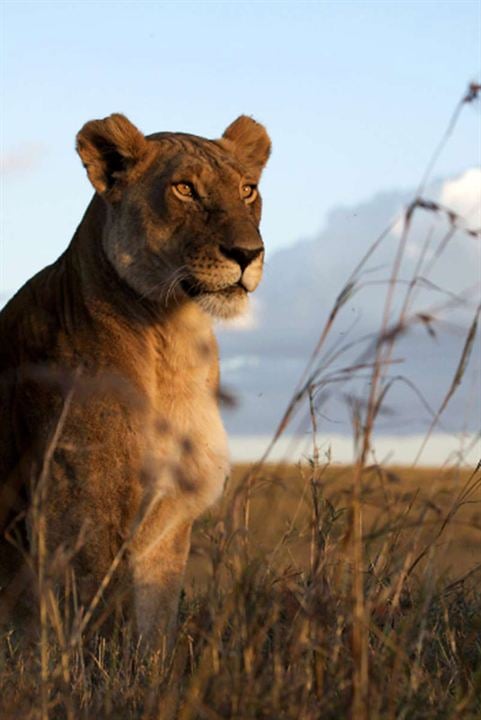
xmin=1 ymin=462 xmax=480 ymax=719
xmin=1 ymin=84 xmax=480 ymax=719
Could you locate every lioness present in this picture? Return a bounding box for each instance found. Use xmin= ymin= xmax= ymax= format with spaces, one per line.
xmin=0 ymin=113 xmax=270 ymax=644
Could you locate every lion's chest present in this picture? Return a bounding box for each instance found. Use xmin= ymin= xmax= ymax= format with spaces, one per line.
xmin=141 ymin=359 xmax=228 ymax=520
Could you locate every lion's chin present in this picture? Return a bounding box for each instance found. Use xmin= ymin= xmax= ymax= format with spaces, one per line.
xmin=194 ymin=286 xmax=249 ymax=319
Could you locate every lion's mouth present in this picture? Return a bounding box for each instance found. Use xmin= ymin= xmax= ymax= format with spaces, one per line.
xmin=181 ymin=277 xmax=247 ymax=299
xmin=180 ymin=275 xmax=250 ymax=319
xmin=180 ymin=277 xmax=203 ymax=298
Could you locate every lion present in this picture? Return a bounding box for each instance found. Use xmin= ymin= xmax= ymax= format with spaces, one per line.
xmin=0 ymin=113 xmax=270 ymax=645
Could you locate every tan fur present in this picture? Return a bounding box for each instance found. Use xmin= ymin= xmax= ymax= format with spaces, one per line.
xmin=0 ymin=113 xmax=270 ymax=645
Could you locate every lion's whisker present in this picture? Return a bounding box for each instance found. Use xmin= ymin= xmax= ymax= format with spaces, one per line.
xmin=137 ymin=265 xmax=189 ymax=303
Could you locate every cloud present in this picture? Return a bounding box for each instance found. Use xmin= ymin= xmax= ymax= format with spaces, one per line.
xmin=385 ymin=169 xmax=480 ymax=300
xmin=0 ymin=143 xmax=46 ymax=176
xmin=391 ymin=167 xmax=480 ymax=239
xmin=218 ymin=171 xmax=481 ymax=438
xmin=221 ymin=355 xmax=260 ymax=373
xmin=439 ymin=168 xmax=481 ymax=231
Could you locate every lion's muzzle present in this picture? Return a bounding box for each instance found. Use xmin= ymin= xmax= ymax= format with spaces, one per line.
xmin=219 ymin=242 xmax=264 ymax=293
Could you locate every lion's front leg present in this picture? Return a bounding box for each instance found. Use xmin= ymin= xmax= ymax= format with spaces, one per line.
xmin=130 ymin=517 xmax=192 ymax=650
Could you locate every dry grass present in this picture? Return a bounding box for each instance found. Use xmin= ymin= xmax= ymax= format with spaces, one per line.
xmin=1 ymin=82 xmax=480 ymax=719
xmin=1 ymin=463 xmax=480 ymax=719
xmin=189 ymin=463 xmax=481 ymax=588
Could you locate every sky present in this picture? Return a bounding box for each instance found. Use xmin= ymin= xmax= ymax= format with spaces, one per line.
xmin=1 ymin=0 xmax=480 ymax=297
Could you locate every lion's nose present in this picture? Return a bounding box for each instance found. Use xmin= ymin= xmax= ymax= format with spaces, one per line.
xmin=219 ymin=244 xmax=263 ymax=272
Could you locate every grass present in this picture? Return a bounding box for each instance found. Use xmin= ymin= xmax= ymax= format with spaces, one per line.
xmin=1 ymin=82 xmax=480 ymax=719
xmin=189 ymin=463 xmax=481 ymax=587
xmin=1 ymin=463 xmax=480 ymax=719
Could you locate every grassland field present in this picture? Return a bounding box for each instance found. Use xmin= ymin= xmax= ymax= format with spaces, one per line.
xmin=1 ymin=461 xmax=480 ymax=720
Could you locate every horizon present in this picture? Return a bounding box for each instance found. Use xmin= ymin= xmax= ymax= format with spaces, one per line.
xmin=228 ymin=432 xmax=481 ymax=466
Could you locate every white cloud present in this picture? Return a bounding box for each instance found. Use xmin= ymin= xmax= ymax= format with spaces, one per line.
xmin=440 ymin=168 xmax=481 ymax=231
xmin=0 ymin=143 xmax=46 ymax=176
xmin=219 ymin=175 xmax=481 ymax=439
xmin=386 ymin=169 xmax=480 ymax=300
xmin=390 ymin=167 xmax=481 ymax=239
xmin=221 ymin=355 xmax=260 ymax=373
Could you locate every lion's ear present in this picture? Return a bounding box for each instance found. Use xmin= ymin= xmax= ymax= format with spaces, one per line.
xmin=221 ymin=116 xmax=271 ymax=178
xmin=76 ymin=114 xmax=149 ymax=200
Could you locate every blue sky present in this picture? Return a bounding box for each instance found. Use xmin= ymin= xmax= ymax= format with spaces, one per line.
xmin=1 ymin=0 xmax=480 ymax=295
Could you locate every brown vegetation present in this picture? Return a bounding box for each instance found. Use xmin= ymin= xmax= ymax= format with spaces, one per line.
xmin=1 ymin=462 xmax=480 ymax=719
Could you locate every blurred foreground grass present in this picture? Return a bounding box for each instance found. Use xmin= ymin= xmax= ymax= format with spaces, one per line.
xmin=2 ymin=461 xmax=480 ymax=720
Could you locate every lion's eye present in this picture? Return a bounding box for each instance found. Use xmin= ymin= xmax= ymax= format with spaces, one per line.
xmin=173 ymin=182 xmax=194 ymax=199
xmin=241 ymin=184 xmax=257 ymax=203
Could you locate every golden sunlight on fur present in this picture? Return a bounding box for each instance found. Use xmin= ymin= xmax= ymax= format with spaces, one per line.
xmin=0 ymin=113 xmax=270 ymax=647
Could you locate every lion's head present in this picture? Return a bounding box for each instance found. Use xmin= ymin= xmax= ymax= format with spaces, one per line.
xmin=76 ymin=113 xmax=270 ymax=319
